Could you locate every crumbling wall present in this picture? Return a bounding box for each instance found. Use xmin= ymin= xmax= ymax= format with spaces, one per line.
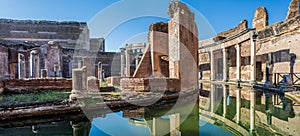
xmin=0 ymin=19 xmax=90 ymax=49
xmin=253 ymin=7 xmax=268 ymax=31
xmin=0 ymin=45 xmax=9 ymax=79
xmin=149 ymin=22 xmax=169 ymax=78
xmin=286 ymin=0 xmax=299 ymax=20
xmin=217 ymin=20 xmax=248 ymax=39
xmin=257 ymin=14 xmax=300 ymax=75
xmin=133 ymin=45 xmax=151 ymax=78
xmin=121 ymin=78 xmax=180 ymax=92
xmin=44 ymin=44 xmax=62 ymax=77
xmin=3 ymin=78 xmax=72 ymax=91
xmin=107 ymin=76 xmax=121 ymax=86
xmin=168 ymin=1 xmax=199 ymax=90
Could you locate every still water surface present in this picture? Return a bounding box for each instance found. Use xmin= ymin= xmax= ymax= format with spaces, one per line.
xmin=1 ymin=83 xmax=299 ymax=136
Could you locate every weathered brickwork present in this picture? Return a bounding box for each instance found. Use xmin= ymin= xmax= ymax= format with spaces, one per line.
xmin=3 ymin=78 xmax=72 ymax=91
xmin=107 ymin=76 xmax=121 ymax=86
xmin=286 ymin=0 xmax=299 ymax=20
xmin=121 ymin=1 xmax=199 ymax=92
xmin=0 ymin=19 xmax=90 ymax=50
xmin=133 ymin=45 xmax=151 ymax=78
xmin=199 ymin=0 xmax=300 ymax=83
xmin=168 ymin=1 xmax=199 ymax=90
xmin=121 ymin=78 xmax=180 ymax=92
xmin=149 ymin=22 xmax=169 ymax=78
xmin=253 ymin=7 xmax=268 ymax=31
xmin=217 ymin=20 xmax=248 ymax=39
xmin=0 ymin=45 xmax=9 ymax=79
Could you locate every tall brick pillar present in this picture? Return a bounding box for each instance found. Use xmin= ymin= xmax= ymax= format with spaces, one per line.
xmin=168 ymin=1 xmax=199 ymax=91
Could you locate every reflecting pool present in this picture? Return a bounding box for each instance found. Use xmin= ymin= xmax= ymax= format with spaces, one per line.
xmin=1 ymin=83 xmax=299 ymax=136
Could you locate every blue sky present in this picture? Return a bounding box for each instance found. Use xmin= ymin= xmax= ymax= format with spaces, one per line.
xmin=0 ymin=0 xmax=291 ymax=51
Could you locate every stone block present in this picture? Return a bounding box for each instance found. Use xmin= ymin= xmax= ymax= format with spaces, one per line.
xmin=107 ymin=76 xmax=121 ymax=86
xmin=87 ymin=76 xmax=100 ymax=92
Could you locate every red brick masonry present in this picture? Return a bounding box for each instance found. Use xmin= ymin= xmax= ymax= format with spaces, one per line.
xmin=121 ymin=78 xmax=181 ymax=92
xmin=1 ymin=78 xmax=72 ymax=91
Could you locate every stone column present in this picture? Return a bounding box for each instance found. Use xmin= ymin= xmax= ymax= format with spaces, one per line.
xmin=135 ymin=56 xmax=139 ymax=68
xmin=125 ymin=49 xmax=131 ymax=77
xmin=210 ymin=84 xmax=215 ymax=113
xmin=250 ymin=32 xmax=257 ymax=84
xmin=169 ymin=113 xmax=180 ymax=136
xmin=250 ymin=89 xmax=256 ymax=132
xmin=265 ymin=53 xmax=272 ymax=85
xmin=222 ymin=48 xmax=228 ymax=81
xmin=40 ymin=69 xmax=48 ymax=78
xmin=69 ymin=69 xmax=84 ymax=101
xmin=98 ymin=62 xmax=103 ymax=82
xmin=18 ymin=53 xmax=25 ymax=79
xmin=78 ymin=59 xmax=83 ymax=69
xmin=210 ymin=50 xmax=215 ymax=81
xmin=102 ymin=70 xmax=105 ymax=82
xmin=30 ymin=50 xmax=39 ymax=78
xmin=82 ymin=66 xmax=87 ymax=90
xmin=236 ymin=86 xmax=241 ymax=123
xmin=222 ymin=85 xmax=227 ymax=117
xmin=152 ymin=117 xmax=157 ymax=136
xmin=54 ymin=63 xmax=59 ymax=78
xmin=120 ymin=48 xmax=126 ymax=77
xmin=235 ymin=44 xmax=241 ymax=81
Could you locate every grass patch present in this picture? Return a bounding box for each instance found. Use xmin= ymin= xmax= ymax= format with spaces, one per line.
xmin=0 ymin=91 xmax=70 ymax=106
xmin=100 ymin=82 xmax=108 ymax=87
xmin=113 ymin=85 xmax=121 ymax=91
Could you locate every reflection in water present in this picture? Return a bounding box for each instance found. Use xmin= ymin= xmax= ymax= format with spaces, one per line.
xmin=200 ymin=83 xmax=300 ymax=136
xmin=1 ymin=84 xmax=299 ymax=135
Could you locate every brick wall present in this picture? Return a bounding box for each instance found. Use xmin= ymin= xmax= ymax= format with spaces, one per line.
xmin=107 ymin=76 xmax=121 ymax=86
xmin=0 ymin=45 xmax=9 ymax=79
xmin=133 ymin=45 xmax=151 ymax=78
xmin=121 ymin=78 xmax=180 ymax=92
xmin=3 ymin=78 xmax=72 ymax=91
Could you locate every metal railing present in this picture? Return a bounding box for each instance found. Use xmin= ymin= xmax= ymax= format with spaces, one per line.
xmin=274 ymin=73 xmax=300 ymax=85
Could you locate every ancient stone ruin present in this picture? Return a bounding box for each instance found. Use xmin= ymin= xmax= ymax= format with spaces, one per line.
xmin=199 ymin=0 xmax=300 ymax=86
xmin=253 ymin=7 xmax=268 ymax=31
xmin=286 ymin=0 xmax=299 ymax=20
xmin=120 ymin=1 xmax=199 ymax=93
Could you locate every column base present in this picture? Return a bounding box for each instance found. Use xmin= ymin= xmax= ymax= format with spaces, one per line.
xmin=250 ymin=80 xmax=257 ymax=85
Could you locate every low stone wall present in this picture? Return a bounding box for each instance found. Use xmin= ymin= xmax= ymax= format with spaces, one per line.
xmin=121 ymin=78 xmax=180 ymax=92
xmin=107 ymin=76 xmax=121 ymax=86
xmin=3 ymin=78 xmax=72 ymax=92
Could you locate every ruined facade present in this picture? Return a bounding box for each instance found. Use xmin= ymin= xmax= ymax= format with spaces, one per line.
xmin=0 ymin=19 xmax=120 ymax=80
xmin=121 ymin=1 xmax=198 ymax=92
xmin=199 ymin=0 xmax=300 ymax=85
xmin=120 ymin=43 xmax=146 ymax=77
